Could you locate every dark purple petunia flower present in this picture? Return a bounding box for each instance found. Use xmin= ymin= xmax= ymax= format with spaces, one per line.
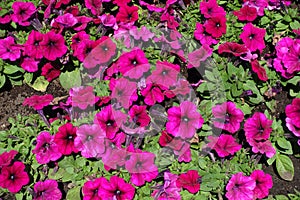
xmin=33 ymin=179 xmax=62 ymax=200
xmin=54 ymin=123 xmax=78 ymax=155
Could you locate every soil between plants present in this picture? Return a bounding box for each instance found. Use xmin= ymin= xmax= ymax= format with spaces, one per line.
xmin=0 ymin=82 xmax=299 ymax=198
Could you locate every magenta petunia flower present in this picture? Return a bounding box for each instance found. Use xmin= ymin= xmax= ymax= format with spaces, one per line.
xmin=40 ymin=31 xmax=68 ymax=61
xmin=55 ymin=13 xmax=78 ymax=28
xmin=74 ymin=124 xmax=105 ymax=158
xmin=251 ymin=59 xmax=268 ymax=81
xmin=285 ymin=98 xmax=300 ymax=128
xmin=0 ymin=161 xmax=29 ymax=193
xmin=94 ymin=105 xmax=127 ymax=139
xmin=42 ymin=0 xmax=70 ymax=9
xmin=188 ymin=44 xmax=213 ymax=68
xmin=152 ymin=172 xmax=181 ymax=199
xmin=166 ymin=101 xmax=204 ymax=139
xmin=283 ymin=40 xmax=300 ymax=74
xmin=176 ymin=170 xmax=201 ymax=194
xmin=243 ymin=0 xmax=268 ymax=16
xmin=140 ymin=83 xmax=164 ymax=106
xmin=41 ymin=62 xmax=61 ymax=82
xmin=54 ymin=123 xmax=78 ymax=155
xmin=240 ymin=23 xmax=266 ymax=52
xmin=225 ymin=172 xmax=256 ymax=200
xmin=244 ymin=112 xmax=273 ymax=140
xmin=0 ymin=36 xmax=22 ymax=61
xmin=218 ymin=42 xmax=248 ymax=56
xmin=20 ymin=56 xmax=39 ymax=72
xmin=250 ymin=170 xmax=273 ymax=199
xmin=207 ymin=134 xmax=241 ymax=157
xmin=70 ymin=86 xmax=96 ymax=110
xmin=75 ymin=39 xmax=96 ymax=63
xmin=160 ymin=13 xmax=179 ymax=30
xmin=0 ymin=150 xmax=18 ymax=168
xmin=116 ymin=5 xmax=139 ymax=23
xmin=247 ymin=138 xmax=276 ymax=158
xmin=24 ymin=31 xmax=44 ymax=59
xmin=102 ymin=144 xmax=127 ymax=170
xmin=32 ymin=131 xmax=62 ymax=164
xmin=99 ymin=13 xmax=117 ymax=29
xmin=286 ymin=118 xmax=300 ymax=145
xmin=82 ymin=177 xmax=104 ymax=200
xmin=194 ymin=23 xmax=218 ymax=46
xmin=91 ymin=36 xmax=117 ymax=64
xmin=33 ymin=179 xmax=62 ymax=200
xmin=129 ymin=105 xmax=151 ymax=127
xmin=98 ymin=176 xmax=135 ymax=200
xmin=118 ymin=48 xmax=150 ymax=79
xmin=204 ymin=15 xmax=227 ymax=38
xmin=233 ymin=5 xmax=257 ymax=21
xmin=125 ymin=151 xmax=158 ymax=186
xmin=129 ymin=26 xmax=154 ymax=42
xmin=74 ymin=16 xmax=92 ymax=31
xmin=71 ymin=31 xmax=90 ymax=52
xmin=170 ymin=79 xmax=192 ymax=97
xmin=200 ymin=0 xmax=226 ymax=18
xmin=11 ymin=2 xmax=36 ymax=26
xmin=23 ymin=94 xmax=54 ymax=110
xmin=212 ymin=101 xmax=244 ymax=133
xmin=85 ymin=0 xmax=102 ymax=16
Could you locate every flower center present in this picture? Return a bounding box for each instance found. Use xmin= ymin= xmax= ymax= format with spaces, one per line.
xmin=10 ymin=174 xmax=15 ymax=180
xmin=162 ymin=70 xmax=167 ymax=76
xmin=132 ymin=59 xmax=137 ymax=66
xmin=106 ymin=120 xmax=114 ymax=126
xmin=87 ymin=135 xmax=93 ymax=141
xmin=114 ymin=190 xmax=121 ymax=196
xmin=216 ymin=23 xmax=220 ymax=27
xmin=182 ymin=116 xmax=189 ymax=122
xmin=48 ymin=40 xmax=55 ymax=46
xmin=225 ymin=113 xmax=230 ymax=124
xmin=249 ymin=34 xmax=255 ymax=40
xmin=102 ymin=45 xmax=108 ymax=51
xmin=34 ymin=41 xmax=39 ymax=46
xmin=67 ymin=135 xmax=73 ymax=140
xmin=136 ymin=161 xmax=142 ymax=168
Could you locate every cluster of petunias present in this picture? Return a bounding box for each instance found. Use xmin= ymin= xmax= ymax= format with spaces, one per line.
xmin=226 ymin=170 xmax=273 ymax=200
xmin=285 ymin=98 xmax=300 ymax=145
xmin=0 ymin=150 xmax=29 ymax=193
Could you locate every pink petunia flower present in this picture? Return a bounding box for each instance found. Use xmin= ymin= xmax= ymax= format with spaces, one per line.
xmin=285 ymin=98 xmax=300 ymax=128
xmin=247 ymin=138 xmax=276 ymax=158
xmin=250 ymin=59 xmax=268 ymax=81
xmin=160 ymin=13 xmax=179 ymax=30
xmin=283 ymin=39 xmax=300 ymax=74
xmin=71 ymin=31 xmax=90 ymax=52
xmin=11 ymin=2 xmax=36 ymax=26
xmin=129 ymin=26 xmax=155 ymax=42
xmin=194 ymin=23 xmax=218 ymax=46
xmin=41 ymin=62 xmax=61 ymax=82
xmin=75 ymin=39 xmax=96 ymax=62
xmin=0 ymin=36 xmax=22 ymax=61
xmin=188 ymin=44 xmax=213 ymax=68
xmin=140 ymin=83 xmax=165 ymax=106
xmin=98 ymin=176 xmax=135 ymax=200
xmin=24 ymin=30 xmax=44 ymax=59
xmin=233 ymin=5 xmax=257 ymax=21
xmin=32 ymin=131 xmax=62 ymax=164
xmin=244 ymin=112 xmax=273 ymax=140
xmin=54 ymin=123 xmax=78 ymax=155
xmin=99 ymin=14 xmax=118 ymax=29
xmin=70 ymin=86 xmax=96 ymax=110
xmin=94 ymin=105 xmax=127 ymax=139
xmin=90 ymin=36 xmax=117 ymax=65
xmin=125 ymin=151 xmax=158 ymax=186
xmin=0 ymin=161 xmax=29 ymax=193
xmin=0 ymin=150 xmax=18 ymax=168
xmin=204 ymin=15 xmax=227 ymax=38
xmin=82 ymin=177 xmax=104 ymax=200
xmin=243 ymin=0 xmax=268 ymax=16
xmin=166 ymin=101 xmax=204 ymax=139
xmin=212 ymin=101 xmax=244 ymax=133
xmin=20 ymin=56 xmax=39 ymax=72
xmin=218 ymin=42 xmax=248 ymax=56
xmin=129 ymin=105 xmax=151 ymax=127
xmin=23 ymin=94 xmax=54 ymax=110
xmin=176 ymin=170 xmax=201 ymax=194
xmin=74 ymin=124 xmax=105 ymax=158
xmin=250 ymin=170 xmax=273 ymax=199
xmin=85 ymin=0 xmax=102 ymax=16
xmin=200 ymin=0 xmax=226 ymax=18
xmin=152 ymin=172 xmax=181 ymax=199
xmin=286 ymin=118 xmax=300 ymax=145
xmin=55 ymin=13 xmax=78 ymax=28
xmin=33 ymin=179 xmax=62 ymax=200
xmin=240 ymin=23 xmax=266 ymax=52
xmin=207 ymin=134 xmax=242 ymax=157
xmin=225 ymin=172 xmax=256 ymax=200
xmin=116 ymin=5 xmax=139 ymax=23
xmin=74 ymin=16 xmax=92 ymax=31
xmin=41 ymin=31 xmax=68 ymax=61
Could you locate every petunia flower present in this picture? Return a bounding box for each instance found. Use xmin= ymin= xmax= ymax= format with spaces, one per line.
xmin=74 ymin=124 xmax=105 ymax=158
xmin=160 ymin=13 xmax=179 ymax=30
xmin=54 ymin=123 xmax=78 ymax=155
xmin=286 ymin=118 xmax=300 ymax=145
xmin=243 ymin=0 xmax=268 ymax=16
xmin=207 ymin=134 xmax=241 ymax=157
xmin=152 ymin=172 xmax=181 ymax=199
xmin=212 ymin=101 xmax=244 ymax=133
xmin=0 ymin=150 xmax=18 ymax=168
xmin=218 ymin=42 xmax=248 ymax=56
xmin=116 ymin=5 xmax=139 ymax=23
xmin=199 ymin=0 xmax=226 ymax=18
xmin=188 ymin=44 xmax=213 ymax=68
xmin=32 ymin=131 xmax=62 ymax=164
xmin=233 ymin=5 xmax=257 ymax=21
xmin=129 ymin=26 xmax=155 ymax=42
xmin=204 ymin=15 xmax=227 ymax=38
xmin=98 ymin=176 xmax=135 ymax=200
xmin=194 ymin=23 xmax=218 ymax=46
xmin=125 ymin=151 xmax=158 ymax=186
xmin=74 ymin=16 xmax=92 ymax=31
xmin=85 ymin=0 xmax=102 ymax=16
xmin=70 ymin=86 xmax=96 ymax=110
xmin=55 ymin=13 xmax=78 ymax=28
xmin=71 ymin=31 xmax=90 ymax=52
xmin=11 ymin=2 xmax=36 ymax=26
xmin=20 ymin=56 xmax=39 ymax=72
xmin=94 ymin=105 xmax=127 ymax=139
xmin=176 ymin=170 xmax=201 ymax=194
xmin=283 ymin=40 xmax=300 ymax=74
xmin=33 ymin=179 xmax=62 ymax=200
xmin=251 ymin=59 xmax=268 ymax=81
xmin=0 ymin=161 xmax=29 ymax=193
xmin=42 ymin=0 xmax=70 ymax=9
xmin=75 ymin=39 xmax=96 ymax=62
xmin=140 ymin=83 xmax=165 ymax=106
xmin=41 ymin=31 xmax=68 ymax=61
xmin=24 ymin=30 xmax=44 ymax=59
xmin=23 ymin=94 xmax=53 ymax=110
xmin=41 ymin=62 xmax=61 ymax=82
xmin=82 ymin=177 xmax=104 ymax=200
xmin=247 ymin=138 xmax=276 ymax=158
xmin=99 ymin=14 xmax=118 ymax=29
xmin=225 ymin=172 xmax=256 ymax=200
xmin=285 ymin=98 xmax=300 ymax=128
xmin=166 ymin=101 xmax=204 ymax=139
xmin=0 ymin=36 xmax=22 ymax=61
xmin=91 ymin=36 xmax=117 ymax=65
xmin=250 ymin=170 xmax=273 ymax=199
xmin=129 ymin=105 xmax=151 ymax=127
xmin=244 ymin=112 xmax=272 ymax=140
xmin=240 ymin=23 xmax=266 ymax=52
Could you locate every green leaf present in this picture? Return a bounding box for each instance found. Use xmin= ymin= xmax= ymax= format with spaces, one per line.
xmin=3 ymin=65 xmax=24 ymax=74
xmin=0 ymin=74 xmax=6 ymax=89
xmin=66 ymin=186 xmax=81 ymax=200
xmin=59 ymin=68 xmax=82 ymax=91
xmin=277 ymin=138 xmax=293 ymax=150
xmin=30 ymin=76 xmax=49 ymax=92
xmin=290 ymin=21 xmax=300 ymax=30
xmin=15 ymin=193 xmax=23 ymax=200
xmin=24 ymin=73 xmax=33 ymax=84
xmin=204 ymin=70 xmax=215 ymax=81
xmin=275 ymin=195 xmax=289 ymax=200
xmin=276 ymin=154 xmax=294 ymax=181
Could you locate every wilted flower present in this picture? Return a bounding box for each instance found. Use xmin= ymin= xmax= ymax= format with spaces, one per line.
xmin=218 ymin=42 xmax=248 ymax=56
xmin=23 ymin=94 xmax=54 ymax=110
xmin=250 ymin=59 xmax=268 ymax=81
